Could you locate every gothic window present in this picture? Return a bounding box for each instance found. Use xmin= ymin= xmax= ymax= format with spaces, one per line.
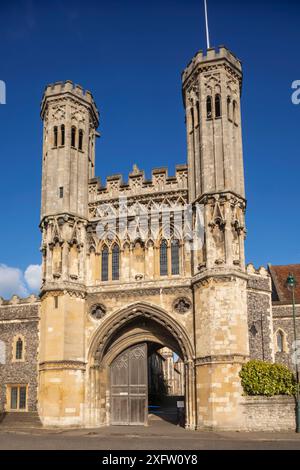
xmin=196 ymin=101 xmax=200 ymax=125
xmin=61 ymin=124 xmax=65 ymax=146
xmin=71 ymin=126 xmax=76 ymax=148
xmin=12 ymin=335 xmax=25 ymax=362
xmin=160 ymin=240 xmax=168 ymax=276
xmin=10 ymin=386 xmax=18 ymax=409
xmin=277 ymin=330 xmax=284 ymax=353
xmin=171 ymin=239 xmax=180 ymax=275
xmin=206 ymin=96 xmax=212 ymax=119
xmin=54 ymin=296 xmax=58 ymax=309
xmin=227 ymin=97 xmax=231 ymax=120
xmin=53 ymin=126 xmax=58 ymax=147
xmin=101 ymin=246 xmax=109 ymax=281
xmin=9 ymin=385 xmax=27 ymax=410
xmin=78 ymin=129 xmax=83 ymax=151
xmin=112 ymin=244 xmax=120 ymax=281
xmin=190 ymin=107 xmax=194 ymax=131
xmin=215 ymin=94 xmax=221 ymax=118
xmin=59 ymin=186 xmax=63 ymax=198
xmin=15 ymin=338 xmax=23 ymax=360
xmin=19 ymin=386 xmax=27 ymax=409
xmin=233 ymin=100 xmax=237 ymax=124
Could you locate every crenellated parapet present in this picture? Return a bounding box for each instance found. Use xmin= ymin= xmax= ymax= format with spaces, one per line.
xmin=246 ymin=263 xmax=269 ymax=278
xmin=246 ymin=263 xmax=271 ymax=292
xmin=182 ymin=45 xmax=242 ymax=88
xmin=0 ymin=294 xmax=40 ymax=306
xmin=88 ymin=164 xmax=188 ymax=203
xmin=41 ymin=80 xmax=99 ymax=125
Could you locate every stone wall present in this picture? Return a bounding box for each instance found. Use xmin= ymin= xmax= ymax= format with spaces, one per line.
xmin=272 ymin=303 xmax=300 ymax=369
xmin=0 ymin=297 xmax=40 ymax=413
xmin=247 ymin=265 xmax=274 ymax=362
xmin=242 ymin=396 xmax=296 ymax=431
xmin=246 ymin=263 xmax=300 ymax=375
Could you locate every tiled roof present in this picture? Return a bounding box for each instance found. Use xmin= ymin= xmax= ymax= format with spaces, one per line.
xmin=269 ymin=264 xmax=300 ymax=303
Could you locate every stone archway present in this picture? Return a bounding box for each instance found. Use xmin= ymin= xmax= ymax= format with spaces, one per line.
xmin=87 ymin=302 xmax=195 ymax=429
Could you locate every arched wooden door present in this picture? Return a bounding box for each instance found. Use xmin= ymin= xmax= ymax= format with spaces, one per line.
xmin=110 ymin=343 xmax=148 ymax=425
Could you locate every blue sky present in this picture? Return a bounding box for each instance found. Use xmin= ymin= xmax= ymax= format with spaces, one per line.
xmin=0 ymin=0 xmax=299 ymax=297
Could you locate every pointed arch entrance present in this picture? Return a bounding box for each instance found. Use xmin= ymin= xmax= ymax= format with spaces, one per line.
xmin=87 ymin=302 xmax=195 ymax=429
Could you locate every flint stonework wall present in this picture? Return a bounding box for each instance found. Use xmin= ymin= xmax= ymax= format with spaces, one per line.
xmin=272 ymin=304 xmax=300 ymax=369
xmin=0 ymin=301 xmax=39 ymax=413
xmin=247 ymin=273 xmax=274 ymax=362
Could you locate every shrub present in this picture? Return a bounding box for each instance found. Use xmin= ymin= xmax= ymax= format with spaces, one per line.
xmin=239 ymin=360 xmax=296 ymax=396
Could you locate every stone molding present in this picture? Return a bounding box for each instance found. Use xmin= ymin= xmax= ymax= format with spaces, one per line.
xmin=196 ymin=190 xmax=246 ymax=207
xmin=39 ymin=360 xmax=86 ymax=371
xmin=40 ymin=285 xmax=86 ymax=300
xmin=272 ymin=302 xmax=300 ymax=307
xmin=87 ymin=278 xmax=191 ymax=294
xmin=0 ymin=318 xmax=39 ymax=324
xmin=195 ymin=354 xmax=249 ymax=366
xmin=40 ymin=213 xmax=88 ymax=231
xmin=192 ymin=269 xmax=248 ymax=287
xmin=88 ymin=286 xmax=191 ymax=299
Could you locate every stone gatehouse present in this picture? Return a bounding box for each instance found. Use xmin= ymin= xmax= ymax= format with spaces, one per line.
xmin=0 ymin=45 xmax=299 ymax=431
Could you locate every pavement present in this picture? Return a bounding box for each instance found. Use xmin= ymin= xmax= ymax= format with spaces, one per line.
xmin=1 ymin=416 xmax=300 ymax=450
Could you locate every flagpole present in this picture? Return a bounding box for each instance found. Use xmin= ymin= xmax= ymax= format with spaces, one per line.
xmin=204 ymin=0 xmax=210 ymax=49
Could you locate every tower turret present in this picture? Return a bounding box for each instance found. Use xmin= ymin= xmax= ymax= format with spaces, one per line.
xmin=182 ymin=46 xmax=244 ymax=201
xmin=38 ymin=81 xmax=99 ymax=426
xmin=40 ymin=81 xmax=99 ymax=288
xmin=40 ymin=80 xmax=99 ymax=220
xmin=184 ymin=47 xmax=249 ymax=430
xmin=183 ymin=46 xmax=246 ymax=272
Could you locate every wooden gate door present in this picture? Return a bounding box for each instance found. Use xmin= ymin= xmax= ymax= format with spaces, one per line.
xmin=110 ymin=343 xmax=148 ymax=425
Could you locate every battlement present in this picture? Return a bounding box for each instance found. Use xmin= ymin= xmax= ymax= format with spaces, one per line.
xmin=182 ymin=45 xmax=242 ymax=84
xmin=88 ymin=164 xmax=188 ymax=203
xmin=43 ymin=80 xmax=95 ymax=102
xmin=246 ymin=263 xmax=269 ymax=278
xmin=41 ymin=80 xmax=99 ymax=123
xmin=0 ymin=294 xmax=40 ymax=306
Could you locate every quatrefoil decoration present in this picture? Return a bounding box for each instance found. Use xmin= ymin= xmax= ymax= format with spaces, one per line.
xmin=90 ymin=303 xmax=106 ymax=320
xmin=173 ymin=297 xmax=192 ymax=314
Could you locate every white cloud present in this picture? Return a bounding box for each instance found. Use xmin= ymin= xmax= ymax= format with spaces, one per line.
xmin=0 ymin=264 xmax=29 ymax=299
xmin=0 ymin=263 xmax=42 ymax=300
xmin=24 ymin=264 xmax=42 ymax=292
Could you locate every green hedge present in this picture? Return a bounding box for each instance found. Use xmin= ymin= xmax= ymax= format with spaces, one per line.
xmin=239 ymin=360 xmax=296 ymax=396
